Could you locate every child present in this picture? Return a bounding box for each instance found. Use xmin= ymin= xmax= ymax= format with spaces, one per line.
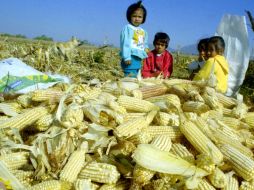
xmin=120 ymin=0 xmax=149 ymax=78
xmin=188 ymin=38 xmax=209 ymax=79
xmin=193 ymin=36 xmax=229 ymax=93
xmin=142 ymin=32 xmax=173 ymax=78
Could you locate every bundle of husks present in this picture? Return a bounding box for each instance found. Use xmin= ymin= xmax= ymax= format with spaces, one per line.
xmin=0 ymin=77 xmax=254 ymax=190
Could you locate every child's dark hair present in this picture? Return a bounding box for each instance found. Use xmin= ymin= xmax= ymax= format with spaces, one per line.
xmin=126 ymin=1 xmax=147 ymax=24
xmin=153 ymin=32 xmax=170 ymax=48
xmin=208 ymin=36 xmax=225 ymax=54
xmin=197 ymin=38 xmax=209 ymax=52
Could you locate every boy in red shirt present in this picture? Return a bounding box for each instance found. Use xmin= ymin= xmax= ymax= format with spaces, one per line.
xmin=142 ymin=32 xmax=173 ymax=78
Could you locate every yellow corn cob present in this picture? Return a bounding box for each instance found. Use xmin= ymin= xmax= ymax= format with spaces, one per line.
xmin=13 ymin=170 xmax=33 ymax=188
xmin=133 ymin=165 xmax=155 ymax=186
xmin=60 ymin=148 xmax=86 ymax=183
xmin=132 ymin=89 xmax=143 ymax=99
xmin=194 ymin=178 xmax=216 ymax=190
xmin=143 ymin=126 xmax=183 ymax=142
xmin=31 ymin=89 xmax=65 ymax=102
xmin=179 ymin=117 xmax=223 ymax=164
xmin=222 ymin=107 xmax=232 ymax=117
xmin=206 ymin=110 xmax=223 ymax=120
xmin=195 ymin=154 xmax=215 ymax=174
xmin=231 ymin=102 xmax=248 ymax=119
xmin=127 ymin=132 xmax=153 ymax=145
xmin=170 ymin=143 xmax=195 ymax=164
xmin=61 ymin=106 xmax=84 ymax=128
xmin=28 ymin=180 xmax=71 ymax=190
xmin=75 ymin=86 xmax=101 ymax=102
xmin=151 ymin=134 xmax=172 ymax=152
xmin=208 ymin=167 xmax=226 ymax=188
xmin=202 ymin=89 xmax=222 ymax=110
xmin=145 ymin=94 xmax=174 ymax=103
xmin=35 ymin=114 xmax=54 ymax=131
xmin=182 ymin=101 xmax=210 ymax=114
xmin=242 ymin=112 xmax=254 ymax=128
xmin=117 ymin=95 xmax=159 ymax=112
xmin=0 ymin=102 xmax=21 ymax=116
xmin=154 ymin=112 xmax=170 ymax=126
xmin=163 ymin=78 xmax=194 ymax=86
xmin=224 ymin=172 xmax=239 ymax=190
xmin=17 ymin=93 xmax=32 ymax=108
xmin=134 ymin=84 xmax=168 ymax=99
xmin=78 ymin=162 xmax=120 ymax=184
xmin=192 ymin=116 xmax=217 ymax=142
xmin=165 ymin=94 xmax=181 ymax=110
xmin=145 ymin=94 xmax=180 ymax=113
xmin=154 ymin=112 xmax=179 ymax=126
xmin=167 ymin=84 xmax=188 ymax=99
xmin=107 ymin=100 xmax=127 ymax=115
xmin=216 ymin=92 xmax=237 ymax=108
xmin=219 ymin=144 xmax=254 ymax=181
xmin=0 ymin=106 xmax=48 ymax=131
xmin=123 ymin=112 xmax=145 ymax=122
xmin=0 ymin=152 xmax=29 ymax=170
xmin=214 ymin=120 xmax=241 ymax=141
xmin=74 ymin=179 xmax=100 ymax=190
xmin=220 ymin=116 xmax=241 ymax=129
xmin=213 ymin=130 xmax=253 ymax=158
xmin=239 ymin=181 xmax=254 ymax=190
xmin=114 ymin=110 xmax=157 ymax=138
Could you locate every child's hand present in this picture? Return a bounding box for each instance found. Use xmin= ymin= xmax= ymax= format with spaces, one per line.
xmin=145 ymin=48 xmax=150 ymax=54
xmin=124 ymin=60 xmax=131 ymax=65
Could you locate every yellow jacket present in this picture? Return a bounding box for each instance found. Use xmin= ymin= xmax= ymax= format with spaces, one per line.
xmin=193 ymin=55 xmax=229 ymax=93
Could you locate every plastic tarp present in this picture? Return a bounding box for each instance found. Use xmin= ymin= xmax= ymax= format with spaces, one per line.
xmin=0 ymin=58 xmax=70 ymax=94
xmin=215 ymin=14 xmax=250 ymax=96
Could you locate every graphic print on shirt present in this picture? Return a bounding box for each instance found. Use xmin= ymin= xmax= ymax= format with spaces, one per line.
xmin=132 ymin=29 xmax=145 ymax=50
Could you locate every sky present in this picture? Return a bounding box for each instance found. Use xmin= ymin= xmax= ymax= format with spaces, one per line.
xmin=0 ymin=0 xmax=254 ymax=49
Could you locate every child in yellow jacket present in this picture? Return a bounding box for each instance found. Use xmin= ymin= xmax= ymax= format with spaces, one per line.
xmin=193 ymin=36 xmax=229 ymax=93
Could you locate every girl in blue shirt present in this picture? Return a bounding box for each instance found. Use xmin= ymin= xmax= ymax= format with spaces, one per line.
xmin=120 ymin=1 xmax=149 ymax=78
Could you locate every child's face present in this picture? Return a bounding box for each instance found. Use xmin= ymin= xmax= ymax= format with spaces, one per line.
xmin=154 ymin=41 xmax=166 ymax=54
xmin=130 ymin=8 xmax=144 ymax=27
xmin=207 ymin=43 xmax=217 ymax=58
xmin=199 ymin=49 xmax=207 ymax=61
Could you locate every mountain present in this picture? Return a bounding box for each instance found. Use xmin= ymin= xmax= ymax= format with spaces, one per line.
xmin=179 ymin=44 xmax=198 ymax=55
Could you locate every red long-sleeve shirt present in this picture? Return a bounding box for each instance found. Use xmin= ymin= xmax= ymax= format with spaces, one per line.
xmin=142 ymin=50 xmax=173 ymax=78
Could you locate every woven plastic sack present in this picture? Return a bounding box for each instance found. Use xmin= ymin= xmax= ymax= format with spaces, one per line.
xmin=215 ymin=14 xmax=250 ymax=96
xmin=0 ymin=58 xmax=70 ymax=94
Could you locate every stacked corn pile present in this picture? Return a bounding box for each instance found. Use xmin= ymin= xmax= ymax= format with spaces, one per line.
xmin=0 ymin=78 xmax=254 ymax=190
